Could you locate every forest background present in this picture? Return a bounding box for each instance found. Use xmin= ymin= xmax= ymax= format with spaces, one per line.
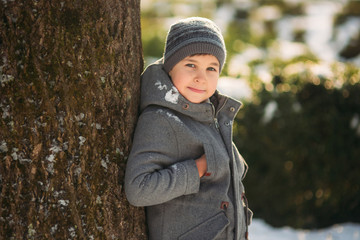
xmin=140 ymin=0 xmax=360 ymax=229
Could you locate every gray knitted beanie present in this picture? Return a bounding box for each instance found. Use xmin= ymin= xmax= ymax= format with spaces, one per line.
xmin=163 ymin=17 xmax=226 ymax=73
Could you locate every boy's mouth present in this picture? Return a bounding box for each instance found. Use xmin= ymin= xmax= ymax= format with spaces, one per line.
xmin=188 ymin=87 xmax=205 ymax=93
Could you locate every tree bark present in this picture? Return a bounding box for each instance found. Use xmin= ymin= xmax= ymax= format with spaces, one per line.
xmin=0 ymin=0 xmax=146 ymax=239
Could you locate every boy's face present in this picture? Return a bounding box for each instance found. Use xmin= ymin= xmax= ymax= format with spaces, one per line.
xmin=169 ymin=54 xmax=220 ymax=104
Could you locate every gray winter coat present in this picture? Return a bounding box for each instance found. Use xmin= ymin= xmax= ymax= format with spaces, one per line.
xmin=125 ymin=59 xmax=251 ymax=240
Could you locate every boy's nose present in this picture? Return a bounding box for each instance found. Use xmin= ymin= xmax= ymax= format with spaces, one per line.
xmin=194 ymin=70 xmax=206 ymax=83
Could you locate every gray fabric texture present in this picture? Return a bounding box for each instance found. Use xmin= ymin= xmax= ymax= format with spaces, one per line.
xmin=124 ymin=59 xmax=250 ymax=240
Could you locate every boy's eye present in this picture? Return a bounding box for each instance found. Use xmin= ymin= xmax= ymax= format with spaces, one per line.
xmin=186 ymin=64 xmax=196 ymax=68
xmin=208 ymin=67 xmax=217 ymax=72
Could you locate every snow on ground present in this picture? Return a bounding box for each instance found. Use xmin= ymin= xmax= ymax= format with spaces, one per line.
xmin=250 ymin=218 xmax=360 ymax=240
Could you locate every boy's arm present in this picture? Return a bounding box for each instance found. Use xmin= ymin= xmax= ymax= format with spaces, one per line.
xmin=124 ymin=111 xmax=200 ymax=207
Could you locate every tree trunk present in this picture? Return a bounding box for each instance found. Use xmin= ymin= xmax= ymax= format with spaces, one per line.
xmin=0 ymin=0 xmax=146 ymax=239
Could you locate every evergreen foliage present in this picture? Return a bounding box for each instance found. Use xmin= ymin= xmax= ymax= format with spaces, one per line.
xmin=235 ymin=78 xmax=360 ymax=228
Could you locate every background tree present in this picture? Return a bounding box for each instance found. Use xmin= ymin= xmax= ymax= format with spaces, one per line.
xmin=0 ymin=0 xmax=146 ymax=239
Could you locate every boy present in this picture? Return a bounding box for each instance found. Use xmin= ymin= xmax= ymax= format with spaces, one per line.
xmin=125 ymin=17 xmax=252 ymax=240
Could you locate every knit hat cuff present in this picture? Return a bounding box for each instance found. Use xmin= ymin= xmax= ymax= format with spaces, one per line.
xmin=163 ymin=42 xmax=225 ymax=73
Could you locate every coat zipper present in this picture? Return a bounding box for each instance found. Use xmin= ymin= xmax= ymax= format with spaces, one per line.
xmin=214 ymin=117 xmax=220 ymax=130
xmin=211 ymin=98 xmax=228 ymax=131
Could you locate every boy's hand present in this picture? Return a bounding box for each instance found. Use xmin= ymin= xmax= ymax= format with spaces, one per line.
xmin=195 ymin=154 xmax=207 ymax=178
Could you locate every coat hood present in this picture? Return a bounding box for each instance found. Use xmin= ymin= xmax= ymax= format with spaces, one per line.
xmin=140 ymin=59 xmax=241 ymax=123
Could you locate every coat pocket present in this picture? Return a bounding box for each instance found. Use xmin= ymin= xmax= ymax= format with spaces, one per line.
xmin=178 ymin=212 xmax=230 ymax=240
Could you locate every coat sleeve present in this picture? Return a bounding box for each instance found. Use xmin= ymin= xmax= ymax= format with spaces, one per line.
xmin=124 ymin=110 xmax=200 ymax=207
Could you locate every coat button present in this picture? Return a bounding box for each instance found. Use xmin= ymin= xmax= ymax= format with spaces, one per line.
xmin=230 ymin=107 xmax=235 ymax=112
xmin=221 ymin=201 xmax=229 ymax=209
xmin=182 ymin=104 xmax=189 ymax=110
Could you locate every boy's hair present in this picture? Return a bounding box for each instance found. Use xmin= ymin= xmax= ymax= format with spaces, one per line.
xmin=163 ymin=17 xmax=226 ymax=73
